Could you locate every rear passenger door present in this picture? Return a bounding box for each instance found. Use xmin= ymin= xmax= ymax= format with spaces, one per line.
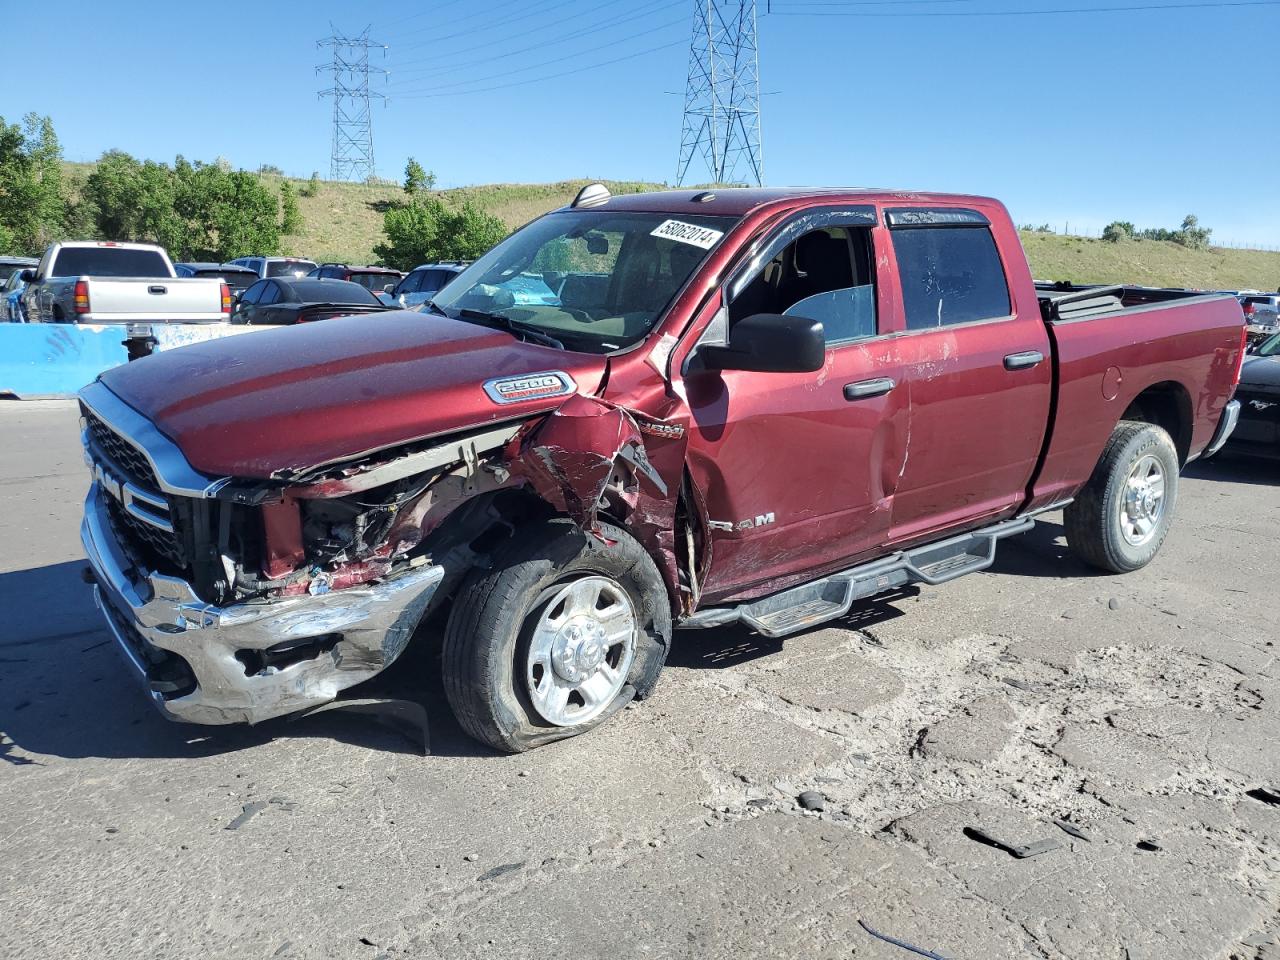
xmin=883 ymin=207 xmax=1052 ymax=544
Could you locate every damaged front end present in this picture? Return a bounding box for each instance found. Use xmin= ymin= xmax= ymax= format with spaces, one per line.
xmin=79 ymin=380 xmax=692 ymax=725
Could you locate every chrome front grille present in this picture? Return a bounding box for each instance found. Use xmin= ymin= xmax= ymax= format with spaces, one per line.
xmin=82 ymin=409 xmax=187 ymax=572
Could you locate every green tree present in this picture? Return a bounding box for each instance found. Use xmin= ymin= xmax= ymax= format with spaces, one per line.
xmin=174 ymin=161 xmax=280 ymax=261
xmin=300 ymin=171 xmax=321 ymax=198
xmin=1102 ymin=220 xmax=1135 ymax=243
xmin=403 ymin=157 xmax=435 ymax=196
xmin=373 ymin=197 xmax=508 ymax=271
xmin=0 ymin=113 xmax=66 ymax=254
xmin=279 ymin=180 xmax=303 ymax=234
xmin=83 ymin=149 xmax=185 ymax=252
xmin=1175 ymin=214 xmax=1211 ymax=251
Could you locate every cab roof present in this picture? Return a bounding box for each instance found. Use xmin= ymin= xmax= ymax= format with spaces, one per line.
xmin=559 ymin=187 xmax=999 ymax=218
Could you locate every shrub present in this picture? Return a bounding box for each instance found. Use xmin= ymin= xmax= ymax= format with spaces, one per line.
xmin=1101 ymin=221 xmax=1135 ymax=243
xmin=404 ymin=158 xmax=436 ymax=196
xmin=373 ymin=196 xmax=508 ymax=271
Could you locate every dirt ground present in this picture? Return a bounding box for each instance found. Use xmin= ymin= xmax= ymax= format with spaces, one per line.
xmin=1 ymin=399 xmax=1277 ymax=959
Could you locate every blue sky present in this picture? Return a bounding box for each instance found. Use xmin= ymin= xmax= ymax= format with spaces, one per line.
xmin=2 ymin=0 xmax=1278 ymax=245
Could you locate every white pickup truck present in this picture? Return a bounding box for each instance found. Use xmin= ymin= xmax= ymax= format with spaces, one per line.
xmin=19 ymin=241 xmax=230 ymax=325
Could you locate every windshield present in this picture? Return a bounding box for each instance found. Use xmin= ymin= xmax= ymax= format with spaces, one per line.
xmin=349 ymin=271 xmax=397 ymax=291
xmin=196 ymin=269 xmax=256 ymax=289
xmin=267 ymin=260 xmax=317 ymax=278
xmin=1254 ymin=333 xmax=1280 ymax=357
xmin=50 ymin=247 xmax=169 ymax=278
xmin=431 ymin=210 xmax=737 ymax=353
xmin=290 ymin=279 xmax=380 ymax=305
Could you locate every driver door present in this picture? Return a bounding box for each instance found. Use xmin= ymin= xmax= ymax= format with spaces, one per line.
xmin=680 ymin=207 xmax=913 ymax=603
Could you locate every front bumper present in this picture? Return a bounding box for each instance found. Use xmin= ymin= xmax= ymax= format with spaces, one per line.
xmin=81 ymin=484 xmax=444 ymax=724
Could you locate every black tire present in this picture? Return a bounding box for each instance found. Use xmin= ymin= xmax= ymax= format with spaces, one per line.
xmin=442 ymin=519 xmax=671 ymax=753
xmin=1064 ymin=420 xmax=1180 ymax=573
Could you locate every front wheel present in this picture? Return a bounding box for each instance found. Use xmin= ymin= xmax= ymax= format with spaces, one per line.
xmin=442 ymin=519 xmax=671 ymax=753
xmin=1064 ymin=420 xmax=1180 ymax=573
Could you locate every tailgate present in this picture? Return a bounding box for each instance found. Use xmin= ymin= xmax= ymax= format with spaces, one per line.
xmin=82 ymin=277 xmax=225 ymax=323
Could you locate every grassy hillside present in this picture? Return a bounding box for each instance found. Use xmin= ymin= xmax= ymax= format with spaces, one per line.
xmin=60 ymin=163 xmax=1280 ymax=289
xmin=1019 ymin=230 xmax=1279 ymax=291
xmin=273 ymin=176 xmax=665 ymax=265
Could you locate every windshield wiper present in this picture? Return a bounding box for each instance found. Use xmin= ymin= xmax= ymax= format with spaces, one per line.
xmin=423 ymin=299 xmax=449 ymax=317
xmin=455 ymin=308 xmax=565 ymax=350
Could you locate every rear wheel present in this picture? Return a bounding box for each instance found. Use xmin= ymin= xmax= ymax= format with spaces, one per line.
xmin=442 ymin=519 xmax=671 ymax=753
xmin=1064 ymin=420 xmax=1180 ymax=573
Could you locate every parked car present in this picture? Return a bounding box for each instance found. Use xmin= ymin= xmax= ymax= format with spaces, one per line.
xmin=20 ymin=241 xmax=229 ymax=324
xmin=391 ymin=261 xmax=467 ymax=308
xmin=78 ymin=184 xmax=1245 ymax=752
xmin=175 ymin=263 xmax=259 ymax=297
xmin=1240 ymin=294 xmax=1280 ymax=333
xmin=308 ymin=263 xmax=402 ymax=292
xmin=0 ymin=255 xmax=38 ymax=280
xmin=229 ymin=277 xmax=391 ymax=325
xmin=1 ymin=265 xmax=35 ymax=321
xmin=1227 ymin=331 xmax=1280 ymax=457
xmin=228 ymin=256 xmax=318 ymax=280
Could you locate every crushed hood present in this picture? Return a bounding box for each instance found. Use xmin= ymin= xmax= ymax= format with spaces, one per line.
xmin=99 ymin=310 xmax=607 ymax=479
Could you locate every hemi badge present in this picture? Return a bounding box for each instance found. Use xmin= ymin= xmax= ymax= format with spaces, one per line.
xmin=483 ymin=371 xmax=577 ymax=405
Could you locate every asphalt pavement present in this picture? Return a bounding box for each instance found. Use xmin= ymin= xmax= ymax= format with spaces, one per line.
xmin=1 ymin=399 xmax=1278 ymax=959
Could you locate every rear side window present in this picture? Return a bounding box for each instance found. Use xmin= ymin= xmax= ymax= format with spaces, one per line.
xmin=50 ymin=247 xmax=170 ymax=278
xmin=891 ymin=226 xmax=1011 ymax=330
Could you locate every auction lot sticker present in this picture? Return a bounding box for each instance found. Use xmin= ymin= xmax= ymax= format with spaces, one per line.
xmin=650 ymin=219 xmax=724 ymax=250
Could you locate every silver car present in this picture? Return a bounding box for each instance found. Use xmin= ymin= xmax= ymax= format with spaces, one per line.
xmin=1241 ymin=294 xmax=1280 ymax=332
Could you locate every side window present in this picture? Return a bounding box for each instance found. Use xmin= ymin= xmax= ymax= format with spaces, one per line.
xmin=891 ymin=226 xmax=1011 ymax=330
xmin=240 ymin=280 xmax=266 ymax=305
xmin=420 ymin=269 xmax=448 ymax=294
xmin=258 ymin=281 xmax=280 ymax=306
xmin=396 ymin=270 xmax=422 ymax=295
xmin=729 ymin=226 xmax=878 ymax=346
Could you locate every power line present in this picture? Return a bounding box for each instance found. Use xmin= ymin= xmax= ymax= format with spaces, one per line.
xmin=767 ymin=0 xmax=1280 ymax=15
xmin=317 ymin=26 xmax=389 ymax=181
xmin=391 ymin=35 xmax=689 ymax=100
xmin=388 ymin=16 xmax=689 ymax=96
xmin=677 ymin=1 xmax=765 ymax=188
xmin=390 ymin=0 xmax=544 ymax=48
xmin=387 ymin=0 xmax=679 ymax=80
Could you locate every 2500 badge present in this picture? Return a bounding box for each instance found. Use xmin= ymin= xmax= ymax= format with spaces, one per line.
xmin=483 ymin=371 xmax=578 ymax=405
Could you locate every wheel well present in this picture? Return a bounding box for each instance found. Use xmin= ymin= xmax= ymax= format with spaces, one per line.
xmin=1121 ymin=381 xmax=1193 ymax=464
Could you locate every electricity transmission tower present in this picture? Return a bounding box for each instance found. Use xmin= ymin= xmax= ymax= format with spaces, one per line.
xmin=676 ymin=0 xmax=763 ymax=187
xmin=317 ymin=27 xmax=388 ymax=182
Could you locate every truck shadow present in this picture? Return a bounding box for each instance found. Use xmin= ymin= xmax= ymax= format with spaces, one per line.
xmin=1184 ymin=452 xmax=1277 ymax=486
xmin=987 ymin=518 xmax=1096 ymax=580
xmin=0 ymin=559 xmax=494 ymax=762
xmin=666 ymin=591 xmax=916 ymax=670
xmin=1 ymin=561 xmax=922 ymax=761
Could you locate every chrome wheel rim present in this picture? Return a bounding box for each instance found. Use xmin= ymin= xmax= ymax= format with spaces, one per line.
xmin=526 ymin=576 xmax=636 ymax=727
xmin=1119 ymin=454 xmax=1166 ymax=546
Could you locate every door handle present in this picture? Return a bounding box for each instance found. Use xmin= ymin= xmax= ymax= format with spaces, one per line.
xmin=1004 ymin=351 xmax=1044 ymax=371
xmin=844 ymin=377 xmax=896 ymax=400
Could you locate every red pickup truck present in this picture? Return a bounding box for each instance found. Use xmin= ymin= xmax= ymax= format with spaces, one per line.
xmin=78 ymin=185 xmax=1246 ymax=752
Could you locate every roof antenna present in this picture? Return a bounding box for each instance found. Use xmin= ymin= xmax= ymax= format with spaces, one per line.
xmin=572 ymin=182 xmax=611 ymax=208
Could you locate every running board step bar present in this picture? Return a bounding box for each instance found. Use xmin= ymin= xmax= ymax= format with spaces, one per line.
xmin=680 ymin=512 xmax=1052 ymax=639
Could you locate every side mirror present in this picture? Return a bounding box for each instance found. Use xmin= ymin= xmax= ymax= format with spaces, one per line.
xmin=383 ymin=282 xmax=396 ymax=293
xmin=18 ymin=269 xmax=35 ymax=283
xmin=700 ymin=313 xmax=825 ymax=373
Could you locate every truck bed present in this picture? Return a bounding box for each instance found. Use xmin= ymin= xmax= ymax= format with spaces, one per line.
xmin=1035 ymin=281 xmax=1225 ymax=322
xmin=1028 ymin=284 xmax=1244 ymax=508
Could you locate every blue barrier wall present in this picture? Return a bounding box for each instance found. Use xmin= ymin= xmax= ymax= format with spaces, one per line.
xmin=0 ymin=324 xmax=129 ymax=400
